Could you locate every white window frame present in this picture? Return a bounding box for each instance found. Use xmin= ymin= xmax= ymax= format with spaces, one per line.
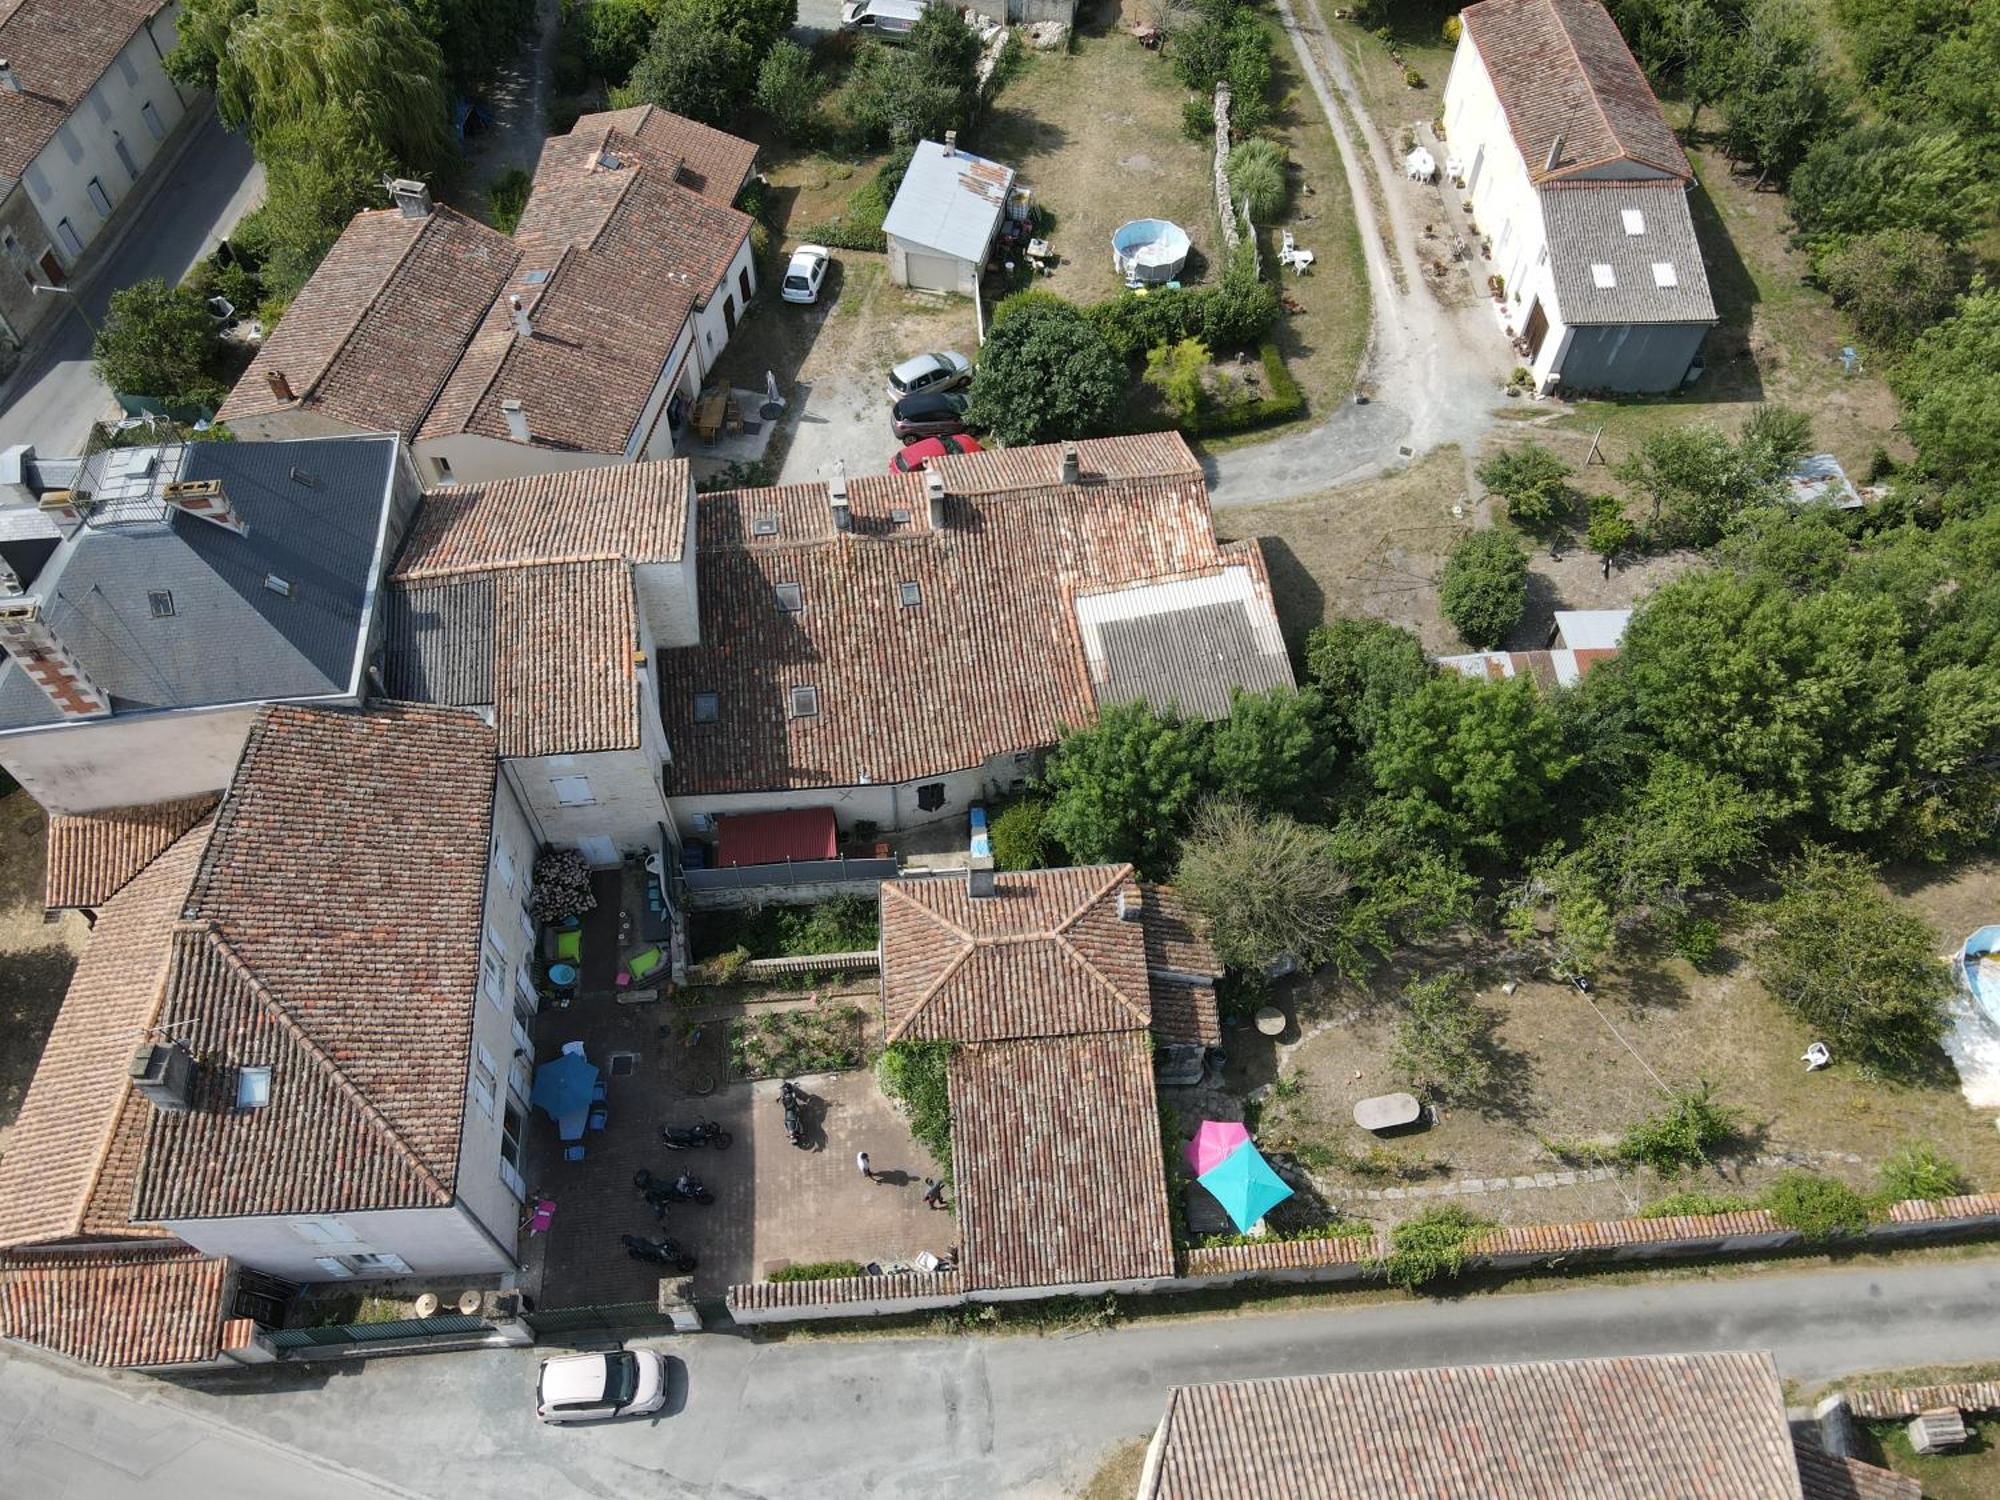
xmin=495 ymin=841 xmax=518 ymax=891
xmin=481 ymin=938 xmax=506 ymax=1009
xmin=344 ymin=1252 xmax=411 ymax=1275
xmin=518 ymin=902 xmax=535 ymax=942
xmin=550 ymin=775 xmax=594 ymax=807
xmin=472 ymin=1042 xmax=499 ymax=1119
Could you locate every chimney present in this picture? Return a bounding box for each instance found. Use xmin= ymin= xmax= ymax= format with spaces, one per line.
xmin=1060 ymin=441 xmax=1080 ymax=484
xmin=163 ymin=478 xmax=248 ymax=536
xmin=129 ymin=1041 xmax=196 ymax=1114
xmin=0 ymin=598 xmax=111 ymax=719
xmin=265 ymin=368 xmax=295 ymax=403
xmin=925 ymin=470 xmax=947 ymax=530
xmin=0 ymin=60 xmax=18 ymax=95
xmin=967 ymin=851 xmax=996 ymax=899
xmin=387 ymin=178 xmax=433 ymax=218
xmin=501 ymin=398 xmax=532 ymax=443
xmin=829 ymin=468 xmax=851 ymax=532
xmin=37 ymin=489 xmax=83 ymax=537
xmin=943 ymin=131 xmax=957 ymax=157
xmin=0 ymin=554 xmax=19 ymax=597
xmin=1543 ymin=131 xmax=1565 ymax=175
xmin=1117 ymin=884 xmax=1143 ymax=922
xmin=509 ymin=293 xmax=534 ymax=339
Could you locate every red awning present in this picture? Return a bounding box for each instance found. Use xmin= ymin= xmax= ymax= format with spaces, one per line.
xmin=715 ymin=807 xmax=839 ymax=868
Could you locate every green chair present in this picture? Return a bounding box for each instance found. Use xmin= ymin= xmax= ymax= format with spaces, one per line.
xmin=627 ymin=946 xmax=664 ymax=982
xmin=554 ymin=929 xmax=581 ymax=964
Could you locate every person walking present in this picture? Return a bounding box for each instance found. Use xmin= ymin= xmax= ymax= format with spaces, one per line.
xmin=923 ymin=1178 xmax=947 ymax=1211
xmin=857 ymin=1150 xmax=874 ymax=1181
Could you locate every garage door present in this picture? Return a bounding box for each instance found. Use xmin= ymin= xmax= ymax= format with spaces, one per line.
xmin=904 ymin=250 xmax=961 ymax=293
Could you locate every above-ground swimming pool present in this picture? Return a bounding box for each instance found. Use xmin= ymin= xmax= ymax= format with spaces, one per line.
xmin=1111 ymin=219 xmax=1191 ymax=285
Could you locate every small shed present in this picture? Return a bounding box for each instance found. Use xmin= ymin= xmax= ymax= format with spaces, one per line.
xmin=715 ymin=807 xmax=839 ymax=868
xmin=883 ymin=138 xmax=1017 ymax=297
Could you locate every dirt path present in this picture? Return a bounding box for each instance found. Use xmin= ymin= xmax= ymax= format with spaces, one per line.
xmin=463 ymin=0 xmax=563 ymax=200
xmin=1206 ymin=0 xmax=1507 ymax=507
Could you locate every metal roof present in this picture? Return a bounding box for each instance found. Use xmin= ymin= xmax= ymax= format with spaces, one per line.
xmin=881 ymin=139 xmax=1016 ymax=265
xmin=1539 ymin=182 xmax=1716 ymax=326
xmin=380 ymin=574 xmax=496 ymax=705
xmin=1093 ymin=601 xmax=1293 ymax=719
xmin=1552 ymin=608 xmax=1631 ymax=651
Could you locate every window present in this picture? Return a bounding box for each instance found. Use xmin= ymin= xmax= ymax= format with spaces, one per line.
xmin=495 ymin=841 xmax=518 ymax=891
xmin=344 ymin=1252 xmax=411 ymax=1275
xmin=1537 ymin=245 xmax=1548 ymax=267
xmin=141 ymin=101 xmax=165 ymax=141
xmin=1621 ymin=208 xmax=1646 ymax=236
xmin=739 ymin=267 xmax=753 ymax=302
xmin=481 ymin=937 xmax=506 ymax=1007
xmin=501 ymin=1102 xmax=526 ymax=1171
xmin=1651 ymin=261 xmax=1679 ymax=289
xmin=523 ymin=268 xmax=551 ymax=285
xmin=790 ymin=685 xmax=819 ymax=718
xmin=432 ymin=455 xmax=455 ymax=484
xmin=890 ymin=507 xmax=912 ymax=526
xmin=86 ymin=178 xmax=112 ymax=217
xmin=55 ymin=218 xmax=82 ymax=256
xmin=148 ymin=590 xmax=174 ymax=618
xmin=290 ymin=1217 xmax=359 ymax=1246
xmin=551 ymin=774 xmax=595 ymax=806
xmin=774 ymin=581 xmax=804 ymax=612
xmin=472 ymin=1043 xmax=498 ymax=1119
xmin=898 ymin=581 xmax=921 ymax=608
xmin=751 ymin=512 xmax=779 ymax=537
xmin=516 ymin=963 xmax=537 ymax=1007
xmin=114 ymin=134 xmax=139 ymax=183
xmin=264 ymin=574 xmax=293 ymax=597
xmin=1589 ymin=263 xmax=1617 ymax=289
xmin=119 ymin=55 xmax=140 ymax=88
xmin=917 ymin=782 xmax=946 ymax=812
xmin=313 ymin=1257 xmax=356 ymax=1280
xmin=56 ymin=123 xmax=82 ymax=164
xmin=518 ymin=902 xmax=535 ymax=942
xmin=692 ymin=692 xmax=719 ymax=724
xmin=24 ymin=163 xmax=48 ymax=202
xmin=235 ymin=1065 xmax=272 ymax=1110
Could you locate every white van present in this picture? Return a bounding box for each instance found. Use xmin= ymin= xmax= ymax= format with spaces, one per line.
xmin=840 ymin=0 xmax=930 ymax=40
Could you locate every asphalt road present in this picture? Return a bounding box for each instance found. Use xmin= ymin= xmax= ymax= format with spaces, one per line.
xmin=0 ymin=109 xmax=264 ymax=458
xmin=10 ymin=1255 xmax=1999 ymax=1500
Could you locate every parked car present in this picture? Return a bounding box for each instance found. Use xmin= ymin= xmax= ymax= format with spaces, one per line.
xmin=840 ymin=0 xmax=930 ymax=40
xmin=781 ymin=244 xmax=830 ymax=305
xmin=888 ymin=350 xmax=972 ymax=399
xmin=891 ymin=389 xmax=971 ymax=440
xmin=536 ymin=1349 xmax=669 ymax=1425
xmin=891 ymin=434 xmax=984 ymax=473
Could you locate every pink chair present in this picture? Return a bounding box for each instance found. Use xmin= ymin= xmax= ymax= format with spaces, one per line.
xmin=525 ymin=1198 xmax=556 ymax=1234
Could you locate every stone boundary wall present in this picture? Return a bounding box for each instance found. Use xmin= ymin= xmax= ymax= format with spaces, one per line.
xmin=1211 ymin=86 xmax=1260 ymax=278
xmin=727 ymin=1271 xmax=962 ymax=1325
xmin=1842 ymin=1381 xmax=2000 ymax=1420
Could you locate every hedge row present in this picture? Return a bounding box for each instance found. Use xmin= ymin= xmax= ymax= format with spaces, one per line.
xmin=1186 ymin=340 xmax=1304 ymax=436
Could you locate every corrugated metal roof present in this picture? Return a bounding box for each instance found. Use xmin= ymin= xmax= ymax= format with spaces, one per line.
xmin=1552 ymin=608 xmax=1631 ymax=651
xmin=716 ymin=806 xmax=838 ymax=867
xmin=1540 ymin=182 xmax=1716 ymax=325
xmin=1092 ymin=599 xmax=1293 ymax=720
xmin=881 ymin=139 xmax=1016 ymax=265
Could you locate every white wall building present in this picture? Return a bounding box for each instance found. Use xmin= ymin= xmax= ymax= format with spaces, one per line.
xmin=883 ymin=137 xmax=1016 ymax=297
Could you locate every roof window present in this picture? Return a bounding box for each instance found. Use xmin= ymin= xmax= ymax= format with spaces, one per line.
xmin=790 ymin=685 xmax=819 ymax=718
xmin=693 ymin=691 xmax=719 ymax=724
xmin=235 ymin=1066 xmax=272 ymax=1111
xmin=1651 ymin=261 xmax=1679 ymax=288
xmin=752 ymin=513 xmax=779 ymax=537
xmin=523 ymin=269 xmax=551 ymax=285
xmin=890 ymin=507 xmax=912 ymax=526
xmin=148 ymin=590 xmax=174 ymax=618
xmin=1621 ymin=208 xmax=1646 ymax=236
xmin=1590 ymin=264 xmax=1617 ymax=289
xmin=774 ymin=581 xmax=804 ymax=612
xmin=898 ymin=581 xmax=922 ymax=608
xmin=263 ymin=574 xmax=293 ymax=597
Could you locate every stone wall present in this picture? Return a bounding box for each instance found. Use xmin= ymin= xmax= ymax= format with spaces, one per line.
xmin=1842 ymin=1381 xmax=2000 ymax=1420
xmin=1211 ymin=84 xmax=1261 ymax=278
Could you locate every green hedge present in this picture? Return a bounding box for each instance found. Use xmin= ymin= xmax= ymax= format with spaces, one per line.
xmin=1183 ymin=341 xmax=1305 ymax=436
xmin=769 ymin=1259 xmax=866 ymax=1282
xmin=1085 ymin=270 xmax=1280 ymax=363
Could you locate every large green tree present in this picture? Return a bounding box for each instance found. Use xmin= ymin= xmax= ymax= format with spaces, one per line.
xmin=1303 ymin=616 xmax=1434 ymax=750
xmin=1891 ymin=289 xmax=2000 ymax=515
xmin=847 ymin=3 xmax=982 ymax=146
xmin=1437 ymin=530 xmax=1527 ymax=650
xmin=630 ymin=0 xmax=754 ymax=124
xmin=1789 ymin=123 xmax=1989 ymax=247
xmin=230 ymin=112 xmax=396 ymax=307
xmin=1039 ymin=699 xmax=1208 ymax=876
xmin=1820 ymin=229 xmax=1967 ymax=353
xmin=1718 ymin=0 xmax=1848 ymax=187
xmin=966 ymin=299 xmax=1128 ymax=447
xmin=1205 ymin=686 xmax=1336 ymax=817
xmin=92 ymin=279 xmax=226 ymax=411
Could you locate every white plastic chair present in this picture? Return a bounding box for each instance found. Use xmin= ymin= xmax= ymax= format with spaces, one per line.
xmin=560 ymin=1040 xmax=586 ymax=1058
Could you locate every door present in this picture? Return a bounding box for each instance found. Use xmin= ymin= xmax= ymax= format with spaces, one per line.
xmin=1522 ymin=298 xmax=1550 ymax=362
xmin=905 ymin=251 xmax=959 ymax=293
xmin=114 ymin=133 xmax=140 ymax=182
xmin=579 ymin=835 xmax=618 ymax=867
xmin=37 ymin=250 xmax=64 ymax=285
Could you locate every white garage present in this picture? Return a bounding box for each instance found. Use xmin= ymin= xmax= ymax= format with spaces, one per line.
xmin=883 ymin=136 xmax=1017 ymax=297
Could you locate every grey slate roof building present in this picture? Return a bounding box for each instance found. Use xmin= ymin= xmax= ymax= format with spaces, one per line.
xmin=1539 ymin=182 xmax=1718 ymax=325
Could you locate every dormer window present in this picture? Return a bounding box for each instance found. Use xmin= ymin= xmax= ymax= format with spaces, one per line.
xmin=235 ymin=1066 xmax=272 ymax=1111
xmin=898 ymin=581 xmax=921 ymax=608
xmin=774 ymin=581 xmax=804 ymax=612
xmin=752 ymin=513 xmax=779 ymax=537
xmin=890 ymin=507 xmax=912 ymax=526
xmin=790 ymin=685 xmax=819 ymax=718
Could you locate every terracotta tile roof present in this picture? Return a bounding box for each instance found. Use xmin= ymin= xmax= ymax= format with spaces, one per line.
xmin=1459 ymin=0 xmax=1689 ymax=182
xmin=131 ymin=704 xmax=497 ymax=1222
xmin=930 ymin=432 xmax=1201 ymax=494
xmin=391 ymin=461 xmax=691 ymax=579
xmin=0 ymin=822 xmax=210 ymax=1250
xmin=660 ymin=436 xmax=1290 ymax=795
xmin=726 ymin=1269 xmax=958 ymax=1311
xmin=1885 ymin=1192 xmax=2000 ymax=1223
xmin=421 ymin=127 xmax=752 ymax=456
xmin=1842 ymin=1379 xmax=2000 ymax=1420
xmin=0 ymin=1246 xmax=230 ymax=1369
xmin=1149 ymin=980 xmax=1221 ymax=1048
xmin=0 ymin=1 xmax=162 ymax=180
xmin=492 ymin=559 xmax=640 ymax=757
xmin=44 ymin=794 xmax=219 ymax=911
xmin=1795 ymin=1446 xmax=1920 ymax=1500
xmin=1142 ymin=1351 xmax=1803 ymax=1499
xmin=1137 ymin=885 xmax=1220 ymax=978
xmin=218 ymin=207 xmax=519 ymax=438
xmin=880 ymin=866 xmax=1153 ymax=1043
xmin=1181 ymin=1233 xmax=1381 ymax=1276
xmin=575 ymin=104 xmax=758 ymax=202
xmin=949 ymin=1033 xmax=1175 ymax=1291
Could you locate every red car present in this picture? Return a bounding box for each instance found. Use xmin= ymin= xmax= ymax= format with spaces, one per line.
xmin=890 ymin=434 xmax=984 ymax=473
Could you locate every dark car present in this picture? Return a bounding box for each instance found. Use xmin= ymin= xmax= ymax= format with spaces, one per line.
xmin=891 ymin=390 xmax=971 ymax=441
xmin=890 ymin=434 xmax=984 ymax=473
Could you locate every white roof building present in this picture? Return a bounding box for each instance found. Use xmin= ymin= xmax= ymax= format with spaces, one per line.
xmin=882 ymin=138 xmax=1017 ymax=297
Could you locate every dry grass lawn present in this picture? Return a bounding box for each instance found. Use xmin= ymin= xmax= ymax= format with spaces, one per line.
xmin=0 ymin=788 xmax=86 ymax=1157
xmin=1074 ymin=1437 xmax=1151 ymax=1500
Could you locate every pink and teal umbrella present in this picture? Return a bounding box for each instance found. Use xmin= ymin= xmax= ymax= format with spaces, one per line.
xmin=1186 ymin=1119 xmax=1251 ymax=1176
xmin=1197 ymin=1143 xmax=1294 ymax=1233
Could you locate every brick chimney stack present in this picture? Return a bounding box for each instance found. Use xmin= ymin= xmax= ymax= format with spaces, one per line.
xmin=265 ymin=368 xmax=295 ymax=403
xmin=0 ymin=599 xmax=111 ymax=719
xmin=163 ymin=478 xmax=248 ymax=536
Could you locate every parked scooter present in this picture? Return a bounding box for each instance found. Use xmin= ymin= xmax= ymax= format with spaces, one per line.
xmin=660 ymin=1119 xmax=731 ymax=1150
xmin=620 ymin=1233 xmax=697 ymax=1273
xmin=634 ymin=1167 xmax=715 ymax=1206
xmin=778 ymin=1080 xmax=809 ymax=1149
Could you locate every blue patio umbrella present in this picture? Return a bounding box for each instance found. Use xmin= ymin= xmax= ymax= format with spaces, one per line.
xmin=530 ymin=1053 xmax=600 ymax=1142
xmin=1196 ymin=1141 xmax=1294 ymax=1233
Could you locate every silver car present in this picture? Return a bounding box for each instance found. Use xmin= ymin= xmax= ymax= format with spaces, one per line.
xmin=888 ymin=350 xmax=973 ymax=398
xmin=536 ymin=1349 xmax=669 ymax=1424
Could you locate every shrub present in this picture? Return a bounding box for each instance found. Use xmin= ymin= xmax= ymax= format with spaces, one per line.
xmin=1820 ymin=228 xmax=1966 ymax=352
xmin=1181 ymin=96 xmax=1214 ymax=140
xmin=989 ymin=799 xmax=1051 ymax=870
xmin=1638 ymin=1190 xmax=1757 ymax=1219
xmin=1437 ymin=530 xmax=1527 ymax=650
xmin=768 ymin=1259 xmax=865 ymax=1282
xmin=1390 ymin=972 xmax=1495 ymax=1103
xmin=1615 ymin=1081 xmax=1741 ymax=1175
xmin=1145 ymin=337 xmax=1211 ymax=426
xmin=92 ymin=278 xmax=226 ymax=412
xmin=1585 ymin=492 xmax=1636 ymax=560
xmin=755 ymin=37 xmax=824 ymax=139
xmin=1086 ymin=255 xmax=1279 ymax=361
xmin=1376 ymin=1206 xmax=1491 ymax=1290
xmin=1226 ymin=138 xmax=1290 ymax=222
xmin=1187 ymin=340 xmax=1305 ymax=435
xmin=1764 ymin=1170 xmax=1872 ymax=1240
xmin=1476 ymin=442 xmax=1574 ymax=537
xmin=879 ymin=1041 xmax=955 ymax=1181
xmin=1403 ymin=66 xmax=1424 ymax=88
xmin=1670 ymin=916 xmax=1721 ymax=969
xmin=1441 ymin=16 xmax=1461 ymax=43
xmin=775 ymin=896 xmax=878 ymax=956
xmin=486 ymin=167 xmax=532 ymax=235
xmin=966 ymin=297 xmax=1128 ymax=447
xmin=1877 ymin=1142 xmax=1970 ymax=1203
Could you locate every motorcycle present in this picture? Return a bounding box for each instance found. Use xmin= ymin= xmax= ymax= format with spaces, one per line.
xmin=620 ymin=1233 xmax=697 ymax=1273
xmin=634 ymin=1167 xmax=715 ymax=1206
xmin=778 ymin=1080 xmax=808 ymax=1149
xmin=660 ymin=1119 xmax=731 ymax=1150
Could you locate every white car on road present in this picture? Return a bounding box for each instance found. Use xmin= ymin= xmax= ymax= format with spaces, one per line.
xmin=536 ymin=1349 xmax=669 ymax=1424
xmin=782 ymin=244 xmax=831 ymax=304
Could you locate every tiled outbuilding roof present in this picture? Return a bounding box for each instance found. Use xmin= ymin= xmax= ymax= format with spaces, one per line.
xmin=492 ymin=559 xmax=640 ymax=757
xmin=0 ymin=1246 xmax=230 ymax=1369
xmin=131 ymin=704 xmax=497 ymax=1222
xmin=1137 ymin=885 xmax=1221 ymax=979
xmin=1459 ymin=0 xmax=1689 ymax=182
xmin=0 ymin=821 xmax=210 ymax=1250
xmin=575 ymin=104 xmax=759 ymax=202
xmin=1142 ymin=1350 xmax=1804 ymax=1499
xmin=880 ymin=866 xmax=1152 ymax=1043
xmin=43 ymin=794 xmax=219 ymax=911
xmin=949 ymin=1033 xmax=1175 ymax=1292
xmin=392 ymin=461 xmax=691 ymax=578
xmin=1149 ymin=981 xmax=1222 ymax=1048
xmin=659 ymin=435 xmax=1291 ymax=795
xmin=0 ymin=1 xmax=163 ymax=181
xmin=218 ymin=207 xmax=519 ymax=438
xmin=1794 ymin=1446 xmax=1920 ymax=1500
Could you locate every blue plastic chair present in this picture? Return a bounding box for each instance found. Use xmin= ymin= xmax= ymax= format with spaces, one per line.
xmin=586 ymin=1105 xmax=608 ymax=1133
xmin=591 ymin=1081 xmax=609 ymax=1103
xmin=562 ymin=1144 xmax=587 ymax=1162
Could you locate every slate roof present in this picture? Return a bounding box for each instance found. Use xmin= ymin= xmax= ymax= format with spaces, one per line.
xmin=0 ymin=435 xmax=401 ymax=731
xmin=575 ymin=104 xmax=759 ymax=203
xmin=43 ymin=794 xmax=218 ymax=911
xmin=0 ymin=820 xmax=210 ymax=1250
xmin=882 ymin=139 xmax=1016 ymax=263
xmin=0 ymin=1246 xmax=231 ymax=1369
xmin=658 ymin=435 xmax=1292 ymax=796
xmin=131 ymin=704 xmax=496 ymax=1222
xmin=1540 ymin=181 xmax=1717 ymax=325
xmin=1142 ymin=1351 xmax=1805 ymax=1499
xmin=218 ymin=207 xmax=519 ymax=439
xmin=0 ymin=1 xmax=163 ymax=181
xmin=1459 ymin=0 xmax=1689 ymax=182
xmin=948 ymin=1032 xmax=1175 ymax=1292
xmin=880 ymin=865 xmax=1153 ymax=1044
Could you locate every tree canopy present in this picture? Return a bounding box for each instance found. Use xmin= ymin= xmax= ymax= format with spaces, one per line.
xmin=1039 ymin=699 xmax=1209 ymax=877
xmin=1437 ymin=529 xmax=1527 ymax=650
xmin=967 ymin=299 xmax=1128 ymax=447
xmin=1304 ymin=616 xmax=1435 ymax=751
xmin=92 ymin=280 xmax=227 ymax=412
